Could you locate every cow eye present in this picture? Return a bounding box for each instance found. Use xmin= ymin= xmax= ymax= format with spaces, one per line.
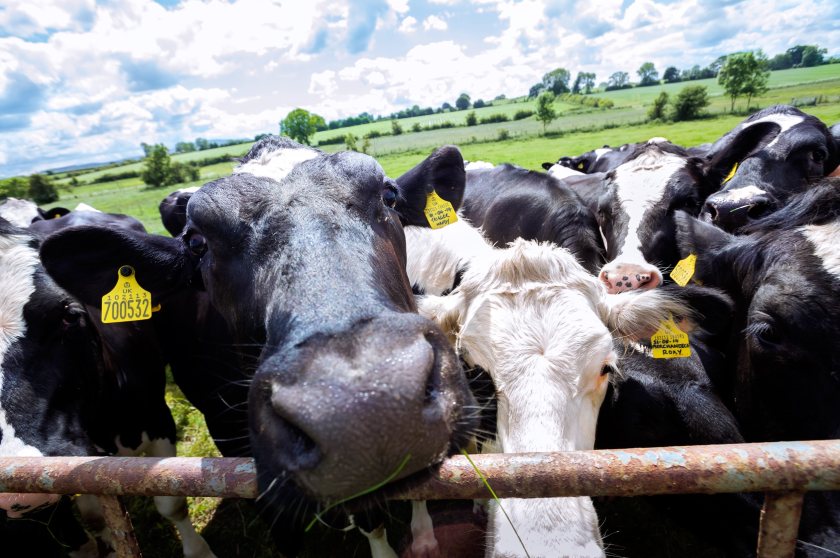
xmin=747 ymin=321 xmax=781 ymax=350
xmin=382 ymin=184 xmax=398 ymax=208
xmin=187 ymin=233 xmax=208 ymax=257
xmin=62 ymin=303 xmax=85 ymax=328
xmin=810 ymin=150 xmax=826 ymax=163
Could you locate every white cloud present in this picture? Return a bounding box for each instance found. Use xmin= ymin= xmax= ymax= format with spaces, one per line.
xmin=386 ymin=0 xmax=411 ymax=13
xmin=399 ymin=15 xmax=418 ymax=33
xmin=423 ymin=15 xmax=449 ymax=31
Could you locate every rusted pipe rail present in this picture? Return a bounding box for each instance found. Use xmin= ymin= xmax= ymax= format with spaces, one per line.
xmin=0 ymin=440 xmax=838 ymax=499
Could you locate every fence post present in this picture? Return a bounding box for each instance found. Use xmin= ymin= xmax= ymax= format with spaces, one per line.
xmin=756 ymin=491 xmax=805 ymax=558
xmin=98 ymin=495 xmax=143 ymax=558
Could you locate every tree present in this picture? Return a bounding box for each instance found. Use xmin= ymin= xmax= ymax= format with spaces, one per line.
xmin=140 ymin=142 xmax=154 ymax=156
xmin=167 ymin=162 xmax=200 ymax=185
xmin=140 ymin=144 xmax=172 ymax=189
xmin=768 ymin=52 xmax=793 ymax=70
xmin=637 ymin=62 xmax=659 ymax=86
xmin=465 ymin=111 xmax=477 ymax=126
xmin=280 ymin=108 xmax=324 ymax=145
xmin=455 ymin=93 xmax=471 ymax=110
xmin=528 ymin=83 xmax=545 ymax=98
xmin=801 ymin=45 xmax=827 ymax=67
xmin=671 ymin=85 xmax=710 ymax=121
xmin=606 ymin=71 xmax=630 ymax=90
xmin=194 ymin=138 xmax=210 ymax=150
xmin=28 ymin=174 xmax=59 ymax=204
xmin=441 ymin=102 xmax=453 ymax=111
xmin=541 ymin=68 xmax=571 ymax=94
xmin=344 ymin=133 xmax=358 ymax=151
xmin=579 ymin=72 xmax=596 ymax=94
xmin=535 ymin=91 xmax=557 ymax=133
xmin=175 ymin=141 xmax=196 ymax=153
xmin=662 ymin=66 xmax=681 ymax=83
xmin=718 ymin=51 xmax=770 ymax=111
xmin=391 ymin=120 xmax=403 ymax=135
xmin=648 ymin=91 xmax=670 ymax=120
xmin=0 ymin=177 xmax=29 ymax=200
xmin=473 ymin=99 xmax=486 ymax=108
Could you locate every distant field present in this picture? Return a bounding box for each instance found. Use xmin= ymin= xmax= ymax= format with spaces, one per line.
xmin=37 ymin=65 xmax=840 ymax=233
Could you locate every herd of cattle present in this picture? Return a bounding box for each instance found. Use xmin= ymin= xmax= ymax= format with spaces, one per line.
xmin=0 ymin=103 xmax=839 ymax=557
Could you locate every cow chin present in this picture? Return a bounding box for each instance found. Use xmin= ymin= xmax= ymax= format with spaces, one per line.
xmin=248 ymin=312 xmax=477 ymax=505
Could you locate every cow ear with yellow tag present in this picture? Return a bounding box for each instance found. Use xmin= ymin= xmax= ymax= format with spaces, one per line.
xmin=101 ymin=266 xmax=154 ymax=324
xmin=393 ymin=146 xmax=465 ymax=228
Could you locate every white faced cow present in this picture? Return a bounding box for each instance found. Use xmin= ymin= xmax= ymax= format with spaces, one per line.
xmin=406 ymin=218 xmax=697 ymax=558
xmin=38 ymin=137 xmax=479 ymax=556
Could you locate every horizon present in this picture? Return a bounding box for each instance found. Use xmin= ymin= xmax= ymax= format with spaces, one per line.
xmin=1 ymin=0 xmax=839 ymax=178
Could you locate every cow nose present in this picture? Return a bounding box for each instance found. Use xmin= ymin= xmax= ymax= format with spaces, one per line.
xmin=256 ymin=313 xmax=471 ymax=500
xmin=598 ymin=262 xmax=662 ymax=293
xmin=703 ymin=192 xmax=772 ymax=231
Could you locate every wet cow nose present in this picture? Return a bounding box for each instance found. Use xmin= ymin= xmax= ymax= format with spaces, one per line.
xmin=703 ymin=191 xmax=772 ymax=231
xmin=599 ymin=262 xmax=662 ymax=294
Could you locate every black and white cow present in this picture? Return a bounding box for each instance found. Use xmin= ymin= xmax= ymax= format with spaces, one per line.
xmin=37 ymin=137 xmax=479 ymax=555
xmin=675 ymin=180 xmax=840 ymax=555
xmin=0 ymin=217 xmax=214 ymax=557
xmin=701 ymin=105 xmax=840 ymax=231
xmin=461 ymin=164 xmax=604 ymax=274
xmin=541 ymin=141 xmax=650 ymax=175
xmin=0 ymin=198 xmax=69 ymax=227
xmin=159 ymin=186 xmax=200 ymax=237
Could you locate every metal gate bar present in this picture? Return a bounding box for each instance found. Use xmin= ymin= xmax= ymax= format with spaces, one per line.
xmin=1 ymin=440 xmax=838 ymax=558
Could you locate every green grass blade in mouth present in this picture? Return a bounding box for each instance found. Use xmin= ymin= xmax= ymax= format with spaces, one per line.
xmin=305 ymin=453 xmax=412 ymax=533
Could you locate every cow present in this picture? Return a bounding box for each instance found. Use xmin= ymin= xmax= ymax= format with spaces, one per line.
xmin=0 ymin=198 xmax=69 ymax=227
xmin=700 ymin=105 xmax=840 ymax=231
xmin=541 ymin=140 xmax=668 ymax=175
xmin=405 ymin=215 xmax=729 ymax=557
xmin=159 ymin=186 xmax=200 ymax=236
xmin=0 ymin=217 xmax=215 ymax=557
xmin=461 ymin=164 xmax=604 ymax=275
xmin=674 ymin=180 xmax=840 ymax=555
xmin=37 ymin=137 xmax=479 ymax=556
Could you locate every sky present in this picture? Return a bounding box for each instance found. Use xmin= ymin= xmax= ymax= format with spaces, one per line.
xmin=1 ymin=0 xmax=838 ymax=177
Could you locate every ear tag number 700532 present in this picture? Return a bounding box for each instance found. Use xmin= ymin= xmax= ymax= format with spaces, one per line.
xmin=101 ymin=265 xmax=153 ymax=324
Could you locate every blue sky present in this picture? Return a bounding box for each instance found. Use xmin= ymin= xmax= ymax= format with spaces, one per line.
xmin=0 ymin=0 xmax=838 ymax=177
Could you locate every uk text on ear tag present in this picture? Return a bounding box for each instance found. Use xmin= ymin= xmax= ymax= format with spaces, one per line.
xmin=101 ymin=266 xmax=153 ymax=324
xmin=424 ymin=191 xmax=458 ymax=229
xmin=670 ymin=253 xmax=696 ymax=287
xmin=651 ymin=316 xmax=691 ymax=359
xmin=723 ymin=162 xmax=738 ymax=184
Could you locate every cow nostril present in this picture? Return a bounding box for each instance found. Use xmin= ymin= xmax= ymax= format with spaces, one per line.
xmin=747 ymin=201 xmax=771 ymax=220
xmin=272 ymin=413 xmax=321 ymax=471
xmin=422 ymin=340 xmax=442 ymax=408
xmin=705 ymin=202 xmax=720 ymax=222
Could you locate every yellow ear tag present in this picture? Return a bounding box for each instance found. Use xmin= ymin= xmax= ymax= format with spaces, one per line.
xmin=577 ymin=162 xmax=584 ymax=170
xmin=651 ymin=316 xmax=691 ymax=359
xmin=424 ymin=191 xmax=458 ymax=229
xmin=101 ymin=266 xmax=153 ymax=324
xmin=723 ymin=162 xmax=738 ymax=184
xmin=670 ymin=253 xmax=696 ymax=287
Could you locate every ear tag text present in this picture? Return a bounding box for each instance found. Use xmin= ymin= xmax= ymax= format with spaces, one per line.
xmin=651 ymin=316 xmax=691 ymax=359
xmin=424 ymin=191 xmax=458 ymax=229
xmin=101 ymin=266 xmax=153 ymax=324
xmin=670 ymin=253 xmax=696 ymax=287
xmin=723 ymin=162 xmax=738 ymax=184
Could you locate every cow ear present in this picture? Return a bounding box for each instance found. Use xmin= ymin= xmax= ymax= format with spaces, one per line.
xmin=416 ymin=294 xmax=462 ymax=347
xmin=541 ymin=162 xmax=553 ymax=170
xmin=703 ymin=121 xmax=780 ymax=184
xmin=395 ymin=145 xmax=465 ymax=227
xmin=674 ymin=211 xmax=744 ymax=292
xmin=40 ymin=226 xmax=196 ymax=306
xmin=658 ymin=283 xmax=733 ymax=339
xmin=159 ymin=189 xmax=195 ymax=237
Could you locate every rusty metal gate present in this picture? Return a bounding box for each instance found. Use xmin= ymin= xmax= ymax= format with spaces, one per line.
xmin=2 ymin=440 xmax=839 ymax=558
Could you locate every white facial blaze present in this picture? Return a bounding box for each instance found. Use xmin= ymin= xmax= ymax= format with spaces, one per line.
xmin=0 ymin=235 xmax=44 ymax=457
xmin=547 ymin=164 xmax=583 ymax=179
xmin=802 ymin=222 xmax=840 ymax=279
xmin=742 ymin=113 xmax=806 ymax=151
xmin=718 ymin=185 xmax=768 ymax=204
xmin=234 ymin=146 xmax=319 ymax=182
xmin=0 ymin=198 xmax=40 ymax=228
xmin=611 ymin=150 xmax=687 ymax=266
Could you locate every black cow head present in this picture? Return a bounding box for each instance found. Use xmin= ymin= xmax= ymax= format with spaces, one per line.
xmin=701 ymin=105 xmax=840 ymax=232
xmin=39 ymin=137 xmax=476 ymax=538
xmin=675 ymin=205 xmax=840 ymax=442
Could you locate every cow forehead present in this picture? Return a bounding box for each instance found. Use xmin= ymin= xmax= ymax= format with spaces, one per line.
xmin=802 ymin=221 xmax=840 ymax=279
xmin=742 ymin=112 xmax=807 ymax=151
xmin=611 ymin=150 xmax=687 ymax=214
xmin=234 ymin=145 xmax=320 ymax=183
